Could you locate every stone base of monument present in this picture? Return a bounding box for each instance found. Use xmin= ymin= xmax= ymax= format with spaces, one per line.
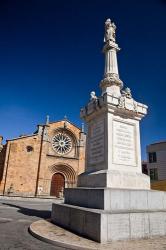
xmin=77 ymin=170 xmax=150 ymax=190
xmin=51 ymin=188 xmax=166 ymax=242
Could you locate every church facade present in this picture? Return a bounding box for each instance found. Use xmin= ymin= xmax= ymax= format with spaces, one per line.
xmin=0 ymin=119 xmax=86 ymax=197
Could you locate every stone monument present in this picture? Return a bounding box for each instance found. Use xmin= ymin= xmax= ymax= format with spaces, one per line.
xmin=52 ymin=19 xmax=166 ymax=242
xmin=77 ymin=18 xmax=150 ymax=190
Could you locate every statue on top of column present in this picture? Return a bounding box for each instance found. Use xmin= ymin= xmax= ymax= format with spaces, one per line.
xmin=104 ymin=19 xmax=116 ymax=43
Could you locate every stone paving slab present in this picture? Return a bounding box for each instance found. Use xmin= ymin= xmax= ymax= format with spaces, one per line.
xmin=29 ymin=219 xmax=166 ymax=250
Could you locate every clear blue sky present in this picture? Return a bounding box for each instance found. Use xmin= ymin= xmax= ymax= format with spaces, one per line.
xmin=0 ymin=0 xmax=166 ymax=160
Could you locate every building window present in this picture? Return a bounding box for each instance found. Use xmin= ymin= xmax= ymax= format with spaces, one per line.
xmin=26 ymin=146 xmax=34 ymax=152
xmin=149 ymin=152 xmax=157 ymax=163
xmin=150 ymin=168 xmax=158 ymax=181
xmin=142 ymin=163 xmax=148 ymax=175
xmin=52 ymin=132 xmax=72 ymax=155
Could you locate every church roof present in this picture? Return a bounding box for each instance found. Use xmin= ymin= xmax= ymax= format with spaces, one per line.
xmin=47 ymin=119 xmax=81 ymax=131
xmin=6 ymin=119 xmax=83 ymax=142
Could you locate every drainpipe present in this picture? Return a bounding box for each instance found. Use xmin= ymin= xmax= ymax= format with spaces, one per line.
xmin=35 ymin=125 xmax=45 ymax=196
xmin=3 ymin=142 xmax=11 ymax=195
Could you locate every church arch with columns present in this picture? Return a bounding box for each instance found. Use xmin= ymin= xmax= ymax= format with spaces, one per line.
xmin=48 ymin=163 xmax=77 ymax=197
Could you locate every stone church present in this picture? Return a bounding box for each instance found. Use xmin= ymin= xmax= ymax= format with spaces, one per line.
xmin=0 ymin=119 xmax=86 ymax=197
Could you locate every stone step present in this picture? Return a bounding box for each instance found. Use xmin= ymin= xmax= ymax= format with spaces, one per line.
xmin=77 ymin=170 xmax=150 ymax=190
xmin=65 ymin=187 xmax=166 ymax=210
xmin=51 ymin=202 xmax=166 ymax=242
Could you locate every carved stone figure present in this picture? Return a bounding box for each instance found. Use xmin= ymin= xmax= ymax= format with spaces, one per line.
xmin=122 ymin=87 xmax=132 ymax=99
xmin=125 ymin=87 xmax=132 ymax=99
xmin=104 ymin=19 xmax=116 ymax=43
xmin=90 ymin=91 xmax=97 ymax=101
xmin=134 ymin=100 xmax=138 ymax=112
xmin=118 ymin=96 xmax=125 ymax=109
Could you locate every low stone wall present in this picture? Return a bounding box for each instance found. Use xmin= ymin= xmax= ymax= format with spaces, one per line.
xmin=151 ymin=180 xmax=166 ymax=191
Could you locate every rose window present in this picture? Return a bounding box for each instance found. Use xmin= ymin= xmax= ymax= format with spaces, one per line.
xmin=52 ymin=132 xmax=72 ymax=155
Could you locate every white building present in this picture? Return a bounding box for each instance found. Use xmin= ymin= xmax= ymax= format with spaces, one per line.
xmin=147 ymin=141 xmax=166 ymax=181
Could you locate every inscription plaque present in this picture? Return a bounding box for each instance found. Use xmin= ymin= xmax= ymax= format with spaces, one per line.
xmin=89 ymin=119 xmax=105 ymax=164
xmin=113 ymin=120 xmax=136 ymax=166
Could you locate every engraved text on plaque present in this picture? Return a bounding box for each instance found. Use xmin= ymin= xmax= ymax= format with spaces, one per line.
xmin=113 ymin=120 xmax=136 ymax=166
xmin=89 ymin=119 xmax=105 ymax=164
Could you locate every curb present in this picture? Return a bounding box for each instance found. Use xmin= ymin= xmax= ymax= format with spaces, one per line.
xmin=0 ymin=195 xmax=64 ymax=203
xmin=29 ymin=219 xmax=166 ymax=250
xmin=29 ymin=220 xmax=99 ymax=250
xmin=29 ymin=225 xmax=68 ymax=250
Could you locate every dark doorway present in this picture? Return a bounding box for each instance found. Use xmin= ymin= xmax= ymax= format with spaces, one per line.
xmin=50 ymin=173 xmax=65 ymax=197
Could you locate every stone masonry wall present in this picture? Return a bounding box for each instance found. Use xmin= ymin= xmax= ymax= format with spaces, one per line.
xmin=0 ymin=120 xmax=85 ymax=197
xmin=2 ymin=135 xmax=41 ymax=196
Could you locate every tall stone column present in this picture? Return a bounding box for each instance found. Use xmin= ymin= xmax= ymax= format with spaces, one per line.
xmin=100 ymin=19 xmax=123 ymax=97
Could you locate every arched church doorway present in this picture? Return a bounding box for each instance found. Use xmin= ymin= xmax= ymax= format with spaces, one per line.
xmin=50 ymin=173 xmax=65 ymax=197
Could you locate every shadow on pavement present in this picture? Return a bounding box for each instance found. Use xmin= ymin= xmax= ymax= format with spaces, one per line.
xmin=2 ymin=202 xmax=51 ymax=219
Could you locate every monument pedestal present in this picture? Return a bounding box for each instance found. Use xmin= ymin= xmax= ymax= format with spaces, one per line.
xmin=52 ymin=188 xmax=166 ymax=242
xmin=76 ymin=91 xmax=150 ymax=190
xmin=51 ymin=19 xmax=166 ymax=243
xmin=78 ymin=170 xmax=150 ymax=190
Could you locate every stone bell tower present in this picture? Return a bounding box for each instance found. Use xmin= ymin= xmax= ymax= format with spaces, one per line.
xmin=52 ymin=20 xmax=166 ymax=243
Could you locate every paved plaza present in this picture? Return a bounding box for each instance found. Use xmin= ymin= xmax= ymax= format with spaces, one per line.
xmin=0 ymin=198 xmax=166 ymax=249
xmin=0 ymin=198 xmax=57 ymax=250
xmin=30 ymin=219 xmax=166 ymax=250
